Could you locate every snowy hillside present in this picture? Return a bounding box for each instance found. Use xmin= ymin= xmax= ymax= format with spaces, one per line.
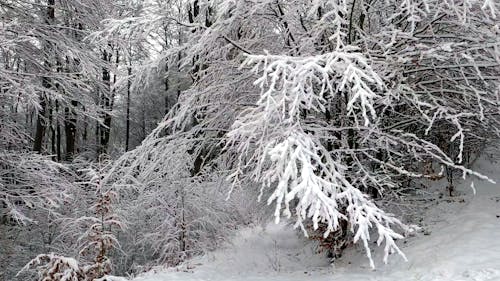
xmin=133 ymin=158 xmax=500 ymax=281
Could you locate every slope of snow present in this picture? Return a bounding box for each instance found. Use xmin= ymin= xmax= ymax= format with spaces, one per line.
xmin=133 ymin=158 xmax=500 ymax=281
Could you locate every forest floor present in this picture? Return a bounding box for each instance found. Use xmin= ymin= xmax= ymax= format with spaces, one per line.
xmin=133 ymin=158 xmax=500 ymax=281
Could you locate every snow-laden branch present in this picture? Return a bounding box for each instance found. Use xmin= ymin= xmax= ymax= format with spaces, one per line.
xmin=241 ymin=50 xmax=386 ymax=126
xmin=226 ymin=50 xmax=412 ymax=267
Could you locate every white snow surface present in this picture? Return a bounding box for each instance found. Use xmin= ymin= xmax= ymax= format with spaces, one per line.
xmin=133 ymin=158 xmax=500 ymax=281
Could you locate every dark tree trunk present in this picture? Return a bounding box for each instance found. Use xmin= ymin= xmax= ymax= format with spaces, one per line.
xmin=125 ymin=64 xmax=131 ymax=151
xmin=64 ymin=21 xmax=83 ymax=161
xmin=82 ymin=107 xmax=88 ymax=144
xmin=49 ymin=101 xmax=56 ymax=159
xmin=33 ymin=0 xmax=55 ymax=153
xmin=64 ymin=100 xmax=78 ymax=161
xmin=33 ymin=96 xmax=47 ymax=153
xmin=164 ymin=64 xmax=169 ymax=115
xmin=98 ymin=49 xmax=113 ymax=156
xmin=187 ymin=0 xmax=199 ymax=24
xmin=141 ymin=104 xmax=146 ymax=141
xmin=56 ymin=101 xmax=61 ymax=161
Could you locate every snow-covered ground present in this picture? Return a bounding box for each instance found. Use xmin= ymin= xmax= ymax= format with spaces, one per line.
xmin=133 ymin=158 xmax=500 ymax=281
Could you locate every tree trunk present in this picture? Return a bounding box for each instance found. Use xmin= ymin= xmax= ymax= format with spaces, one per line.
xmin=33 ymin=97 xmax=47 ymax=153
xmin=125 ymin=64 xmax=131 ymax=151
xmin=33 ymin=0 xmax=55 ymax=153
xmin=98 ymin=49 xmax=113 ymax=156
xmin=56 ymin=101 xmax=61 ymax=161
xmin=64 ymin=100 xmax=78 ymax=161
xmin=49 ymin=101 xmax=56 ymax=159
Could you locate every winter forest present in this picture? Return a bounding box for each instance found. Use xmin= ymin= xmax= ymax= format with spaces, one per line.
xmin=1 ymin=0 xmax=500 ymax=280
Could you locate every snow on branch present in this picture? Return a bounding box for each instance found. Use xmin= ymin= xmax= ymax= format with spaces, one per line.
xmin=241 ymin=49 xmax=385 ymax=126
xmin=18 ymin=254 xmax=84 ymax=281
xmin=0 ymin=152 xmax=73 ymax=224
xmin=226 ymin=50 xmax=409 ymax=267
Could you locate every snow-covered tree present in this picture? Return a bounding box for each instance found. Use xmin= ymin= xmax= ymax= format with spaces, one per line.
xmin=3 ymin=0 xmax=500 ymax=277
xmin=100 ymin=0 xmax=500 ymax=268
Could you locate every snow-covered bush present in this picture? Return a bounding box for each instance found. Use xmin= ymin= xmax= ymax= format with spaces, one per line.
xmin=0 ymin=152 xmax=73 ymax=225
xmin=103 ymin=135 xmax=262 ymax=273
xmin=77 ymin=163 xmax=124 ymax=279
xmin=16 ymin=161 xmax=124 ymax=280
xmin=0 ymin=152 xmax=79 ymax=280
xmin=18 ymin=254 xmax=85 ymax=281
